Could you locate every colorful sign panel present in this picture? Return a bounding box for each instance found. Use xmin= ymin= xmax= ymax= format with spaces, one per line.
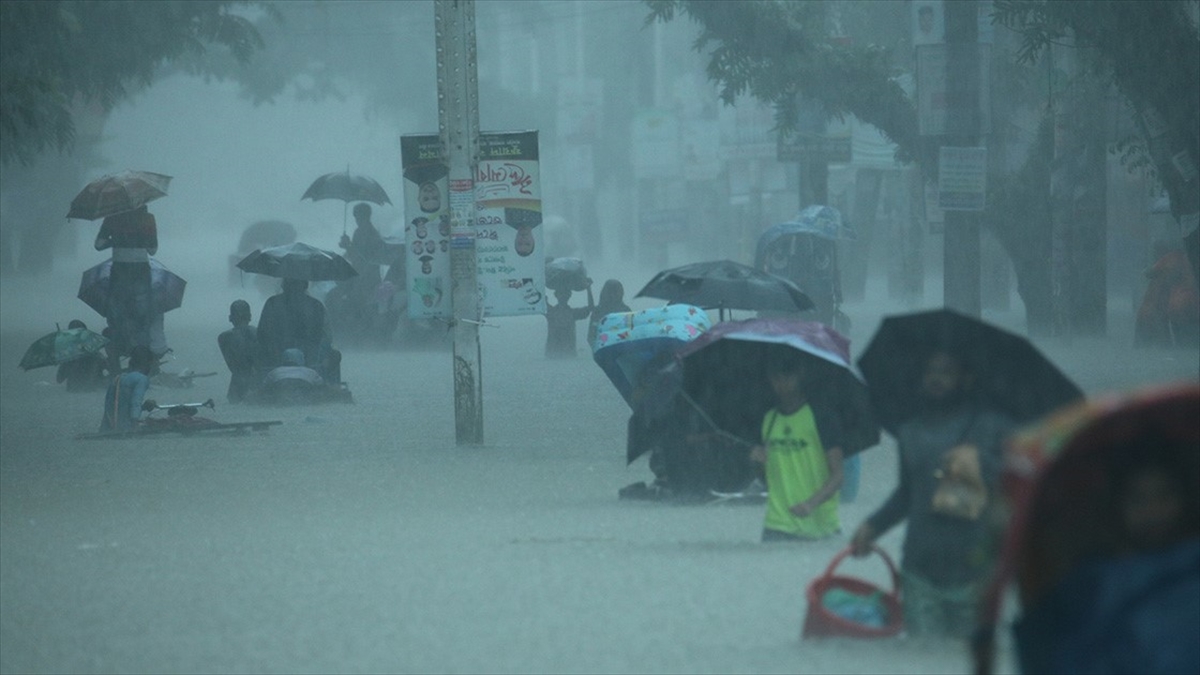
xmin=400 ymin=131 xmax=545 ymax=319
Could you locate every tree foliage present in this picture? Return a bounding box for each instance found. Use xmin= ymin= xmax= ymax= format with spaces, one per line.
xmin=994 ymin=0 xmax=1199 ymax=218
xmin=646 ymin=0 xmax=926 ymax=165
xmin=0 ymin=0 xmax=268 ymax=166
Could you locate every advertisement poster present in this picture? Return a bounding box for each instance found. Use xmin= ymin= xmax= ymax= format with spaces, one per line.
xmin=400 ymin=131 xmax=545 ymax=320
xmin=475 ymin=130 xmax=545 ymax=317
xmin=400 ymin=134 xmax=451 ymax=319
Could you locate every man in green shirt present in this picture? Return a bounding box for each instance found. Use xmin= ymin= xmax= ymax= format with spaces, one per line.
xmin=751 ymin=354 xmax=845 ymax=542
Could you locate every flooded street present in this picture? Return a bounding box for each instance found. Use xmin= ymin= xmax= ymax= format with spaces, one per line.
xmin=3 ymin=272 xmax=1194 ymax=674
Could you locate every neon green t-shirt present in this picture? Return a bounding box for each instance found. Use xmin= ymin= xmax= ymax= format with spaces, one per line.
xmin=762 ymin=404 xmax=841 ymax=538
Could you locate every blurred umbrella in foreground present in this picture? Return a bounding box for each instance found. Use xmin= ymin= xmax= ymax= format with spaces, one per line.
xmin=19 ymin=326 xmax=109 ymax=370
xmin=973 ymin=385 xmax=1200 ymax=675
xmin=857 ymin=309 xmax=1084 ymax=436
xmin=78 ymin=257 xmax=187 ymax=315
xmin=636 ymin=259 xmax=813 ymax=320
xmin=237 ymin=242 xmax=357 ymax=281
xmin=67 ymin=170 xmax=172 ymax=220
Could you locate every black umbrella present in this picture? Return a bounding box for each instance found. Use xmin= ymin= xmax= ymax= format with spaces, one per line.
xmin=302 ymin=170 xmax=392 ymax=234
xmin=857 ymin=309 xmax=1084 ymax=436
xmin=635 ymin=259 xmax=814 ymax=319
xmin=237 ymin=242 xmax=358 ymax=281
xmin=302 ymin=171 xmax=392 ymax=205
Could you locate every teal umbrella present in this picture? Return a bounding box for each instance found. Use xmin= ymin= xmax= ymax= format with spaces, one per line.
xmin=19 ymin=327 xmax=109 ymax=371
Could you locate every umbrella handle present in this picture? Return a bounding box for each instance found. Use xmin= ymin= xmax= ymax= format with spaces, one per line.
xmin=677 ymin=390 xmax=755 ymax=448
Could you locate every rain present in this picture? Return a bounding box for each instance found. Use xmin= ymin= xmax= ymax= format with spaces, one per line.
xmin=1 ymin=1 xmax=1198 ymax=673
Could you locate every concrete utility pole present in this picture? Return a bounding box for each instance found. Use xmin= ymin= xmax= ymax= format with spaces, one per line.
xmin=435 ymin=0 xmax=483 ymax=445
xmin=942 ymin=0 xmax=982 ymax=317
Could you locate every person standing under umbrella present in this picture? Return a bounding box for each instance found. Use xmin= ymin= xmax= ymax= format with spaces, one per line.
xmin=94 ymin=204 xmax=158 ymax=371
xmin=334 ymin=203 xmax=386 ymax=333
xmin=750 ymin=352 xmax=846 ymax=542
xmin=849 ymin=350 xmax=1016 ymax=638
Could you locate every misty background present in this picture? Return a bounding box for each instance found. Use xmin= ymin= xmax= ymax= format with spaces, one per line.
xmin=1 ymin=1 xmax=1198 ymax=673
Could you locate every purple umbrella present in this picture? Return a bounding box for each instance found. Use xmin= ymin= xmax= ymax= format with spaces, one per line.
xmin=677 ymin=318 xmax=880 ymax=456
xmin=78 ymin=257 xmax=187 ymax=316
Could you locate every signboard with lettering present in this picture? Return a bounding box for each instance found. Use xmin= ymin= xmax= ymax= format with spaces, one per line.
xmin=474 ymin=131 xmax=545 ymax=317
xmin=938 ymin=146 xmax=988 ymax=211
xmin=401 ymin=131 xmax=545 ymax=319
xmin=777 ymin=131 xmax=853 ymax=164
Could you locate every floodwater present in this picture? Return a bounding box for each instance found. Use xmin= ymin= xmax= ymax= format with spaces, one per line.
xmin=1 ymin=268 xmax=1196 ymax=674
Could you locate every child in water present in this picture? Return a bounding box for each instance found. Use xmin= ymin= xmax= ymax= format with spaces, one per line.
xmin=751 ymin=352 xmax=845 ymax=542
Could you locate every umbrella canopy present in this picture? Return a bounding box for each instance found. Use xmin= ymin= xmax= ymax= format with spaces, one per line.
xmin=545 ymin=257 xmax=590 ymax=292
xmin=635 ymin=259 xmax=814 ymax=314
xmin=677 ymin=318 xmax=880 ymax=457
xmin=67 ymin=170 xmax=172 ymax=220
xmin=78 ymin=257 xmax=187 ymax=315
xmin=19 ymin=327 xmax=109 ymax=370
xmin=592 ymin=304 xmax=710 ymax=407
xmin=974 ymin=385 xmax=1200 ymax=675
xmin=237 ymin=242 xmax=357 ymax=281
xmin=857 ymin=309 xmax=1083 ymax=436
xmin=302 ymin=172 xmax=392 ymax=205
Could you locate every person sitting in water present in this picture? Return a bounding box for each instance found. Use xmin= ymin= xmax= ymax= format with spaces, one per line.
xmin=257 ymin=278 xmax=342 ymax=384
xmin=217 ymin=300 xmax=257 ymax=403
xmin=99 ymin=345 xmax=157 ymax=432
xmin=57 ymin=319 xmax=109 ymax=392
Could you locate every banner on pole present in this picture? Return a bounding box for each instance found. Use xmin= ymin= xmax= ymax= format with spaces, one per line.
xmin=401 ymin=131 xmax=545 ymax=319
xmin=475 ymin=131 xmax=545 ymax=317
xmin=401 ymin=134 xmax=451 ymax=319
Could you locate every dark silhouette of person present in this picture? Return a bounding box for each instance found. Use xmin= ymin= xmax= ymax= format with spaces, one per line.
xmin=56 ymin=319 xmax=109 ymax=392
xmin=588 ymin=279 xmax=632 ymax=345
xmin=94 ymin=204 xmax=157 ymax=369
xmin=257 ymin=278 xmax=341 ymax=383
xmin=218 ymin=300 xmax=257 ymax=403
xmin=545 ymin=280 xmax=594 ymax=358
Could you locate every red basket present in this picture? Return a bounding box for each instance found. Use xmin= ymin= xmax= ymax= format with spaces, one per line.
xmin=802 ymin=545 xmax=904 ymax=639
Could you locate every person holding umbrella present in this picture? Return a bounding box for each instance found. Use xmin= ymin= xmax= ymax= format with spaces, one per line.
xmin=55 ymin=320 xmax=110 ymax=392
xmin=849 ymin=309 xmax=1083 ymax=639
xmin=849 ymin=349 xmax=1016 ymax=638
xmin=93 ymin=203 xmax=159 ymax=371
xmin=331 ymin=203 xmax=386 ymax=335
